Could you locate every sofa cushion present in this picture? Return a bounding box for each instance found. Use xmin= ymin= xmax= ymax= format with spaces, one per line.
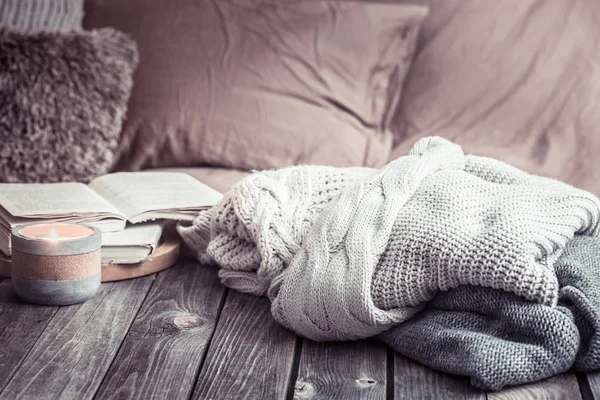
xmin=84 ymin=0 xmax=428 ymax=172
xmin=151 ymin=167 xmax=248 ymax=194
xmin=390 ymin=0 xmax=600 ymax=196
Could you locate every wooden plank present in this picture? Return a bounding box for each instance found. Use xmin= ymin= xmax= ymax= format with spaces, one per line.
xmin=94 ymin=262 xmax=225 ymax=399
xmin=0 ymin=280 xmax=57 ymax=392
xmin=394 ymin=354 xmax=486 ymax=400
xmin=488 ymin=373 xmax=582 ymax=400
xmin=293 ymin=339 xmax=387 ymax=400
xmin=0 ymin=276 xmax=154 ymax=400
xmin=584 ymin=372 xmax=600 ymax=400
xmin=192 ymin=290 xmax=296 ymax=400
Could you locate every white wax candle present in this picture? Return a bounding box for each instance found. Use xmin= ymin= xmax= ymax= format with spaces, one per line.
xmin=19 ymin=223 xmax=94 ymax=241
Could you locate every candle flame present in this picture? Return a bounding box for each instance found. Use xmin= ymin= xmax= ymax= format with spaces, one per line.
xmin=49 ymin=228 xmax=58 ymax=240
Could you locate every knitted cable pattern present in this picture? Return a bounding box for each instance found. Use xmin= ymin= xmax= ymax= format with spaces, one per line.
xmin=178 ymin=165 xmax=375 ymax=295
xmin=268 ymin=137 xmax=600 ymax=341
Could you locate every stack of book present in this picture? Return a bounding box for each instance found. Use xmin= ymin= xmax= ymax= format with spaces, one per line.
xmin=0 ymin=172 xmax=223 ymax=264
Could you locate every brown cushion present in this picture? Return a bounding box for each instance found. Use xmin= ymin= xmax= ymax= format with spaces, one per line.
xmin=390 ymin=0 xmax=600 ymax=196
xmin=84 ymin=0 xmax=428 ymax=171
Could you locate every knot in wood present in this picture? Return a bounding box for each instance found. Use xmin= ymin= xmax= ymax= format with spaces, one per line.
xmin=294 ymin=380 xmax=314 ymax=397
xmin=160 ymin=312 xmax=204 ymax=332
xmin=355 ymin=378 xmax=377 ymax=388
xmin=173 ymin=313 xmax=203 ymax=329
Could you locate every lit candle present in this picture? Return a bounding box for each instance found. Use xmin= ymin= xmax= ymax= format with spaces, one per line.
xmin=11 ymin=222 xmax=102 ymax=306
xmin=18 ymin=223 xmax=95 ymax=242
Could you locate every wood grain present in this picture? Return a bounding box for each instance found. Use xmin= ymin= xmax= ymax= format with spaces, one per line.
xmin=192 ymin=290 xmax=296 ymax=400
xmin=293 ymin=339 xmax=387 ymax=400
xmin=94 ymin=262 xmax=225 ymax=400
xmin=488 ymin=374 xmax=582 ymax=400
xmin=394 ymin=354 xmax=486 ymax=400
xmin=0 ymin=280 xmax=57 ymax=392
xmin=0 ymin=276 xmax=154 ymax=400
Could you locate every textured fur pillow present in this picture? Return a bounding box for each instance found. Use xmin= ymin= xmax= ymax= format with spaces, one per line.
xmin=0 ymin=27 xmax=138 ymax=183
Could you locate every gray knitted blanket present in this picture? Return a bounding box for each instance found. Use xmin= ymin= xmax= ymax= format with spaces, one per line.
xmin=178 ymin=136 xmax=600 ymax=390
xmin=381 ymin=235 xmax=600 ymax=391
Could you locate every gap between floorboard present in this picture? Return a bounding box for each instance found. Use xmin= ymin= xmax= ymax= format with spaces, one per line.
xmin=578 ymin=372 xmax=596 ymax=400
xmin=285 ymin=336 xmax=303 ymax=400
xmin=386 ymin=347 xmax=394 ymax=400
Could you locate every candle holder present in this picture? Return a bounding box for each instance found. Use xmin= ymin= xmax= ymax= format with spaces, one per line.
xmin=11 ymin=222 xmax=102 ymax=305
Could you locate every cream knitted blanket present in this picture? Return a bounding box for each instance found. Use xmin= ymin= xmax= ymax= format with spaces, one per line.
xmin=179 ymin=137 xmax=600 ymax=342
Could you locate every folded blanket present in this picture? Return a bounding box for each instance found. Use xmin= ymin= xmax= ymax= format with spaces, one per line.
xmin=269 ymin=137 xmax=600 ymax=341
xmin=179 ymin=136 xmax=600 ymax=342
xmin=380 ymin=235 xmax=600 ymax=391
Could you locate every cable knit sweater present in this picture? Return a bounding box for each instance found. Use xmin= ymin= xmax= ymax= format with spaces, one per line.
xmin=179 ymin=137 xmax=600 ymax=343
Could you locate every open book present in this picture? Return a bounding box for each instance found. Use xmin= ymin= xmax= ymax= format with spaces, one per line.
xmin=0 ymin=172 xmax=223 ymax=256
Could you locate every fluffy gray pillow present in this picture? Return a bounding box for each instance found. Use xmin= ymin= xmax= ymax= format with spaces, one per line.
xmin=0 ymin=27 xmax=138 ymax=183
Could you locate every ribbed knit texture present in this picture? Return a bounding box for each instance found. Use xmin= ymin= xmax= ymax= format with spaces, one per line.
xmin=370 ymin=154 xmax=599 ymax=310
xmin=380 ymin=236 xmax=600 ymax=391
xmin=0 ymin=0 xmax=82 ymax=32
xmin=177 ymin=165 xmax=375 ymax=295
xmin=268 ymin=137 xmax=600 ymax=341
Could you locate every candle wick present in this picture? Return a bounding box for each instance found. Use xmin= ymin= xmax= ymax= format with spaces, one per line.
xmin=50 ymin=229 xmax=58 ymax=239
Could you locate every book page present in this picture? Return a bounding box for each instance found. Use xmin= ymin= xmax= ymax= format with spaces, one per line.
xmin=89 ymin=172 xmax=223 ymax=221
xmin=0 ymin=183 xmax=123 ymax=217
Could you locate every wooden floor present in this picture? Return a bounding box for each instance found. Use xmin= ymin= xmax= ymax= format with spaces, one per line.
xmin=0 ymin=261 xmax=598 ymax=400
